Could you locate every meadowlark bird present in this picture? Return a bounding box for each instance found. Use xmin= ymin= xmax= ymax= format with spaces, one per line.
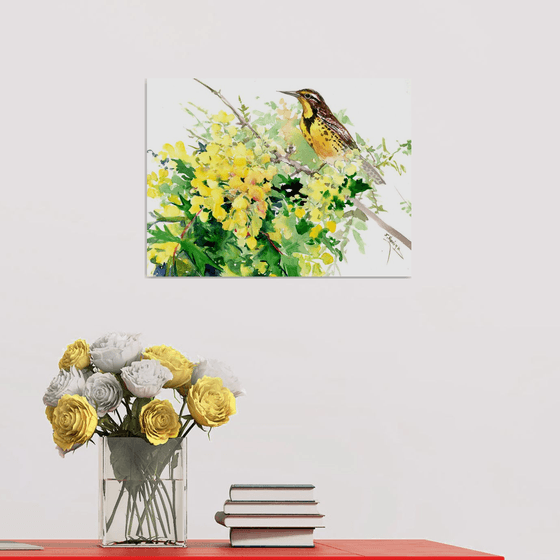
xmin=279 ymin=89 xmax=385 ymax=185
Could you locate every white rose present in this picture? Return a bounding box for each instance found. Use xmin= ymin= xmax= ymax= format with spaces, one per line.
xmin=191 ymin=359 xmax=245 ymax=397
xmin=121 ymin=360 xmax=173 ymax=398
xmin=43 ymin=366 xmax=89 ymax=407
xmin=83 ymin=372 xmax=123 ymax=416
xmin=89 ymin=332 xmax=142 ymax=373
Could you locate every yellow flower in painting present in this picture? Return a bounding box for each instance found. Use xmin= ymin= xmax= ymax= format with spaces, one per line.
xmin=312 ymin=263 xmax=324 ymax=276
xmin=192 ymin=175 xmax=212 ymax=196
xmin=139 ymin=399 xmax=180 ymax=445
xmin=309 ymin=245 xmax=322 ymax=257
xmin=58 ymin=339 xmax=90 ymax=371
xmin=210 ymin=187 xmax=223 ymax=203
xmin=190 ymin=195 xmax=205 ymax=213
xmin=308 ymin=178 xmax=327 ymax=202
xmin=249 ymin=215 xmax=263 ymax=238
xmin=155 ymin=169 xmax=172 ymax=186
xmin=147 ymin=167 xmax=173 ymax=198
xmin=51 ymin=394 xmax=97 ymax=451
xmin=187 ymin=376 xmax=236 ymax=427
xmin=213 ymin=206 xmax=227 ymax=222
xmin=219 ymin=134 xmax=233 ymax=147
xmin=264 ymin=166 xmax=278 ymax=182
xmin=234 ymin=156 xmax=246 ymax=168
xmin=256 ymin=261 xmax=268 ymax=274
xmin=246 ymin=237 xmax=257 ymax=250
xmin=321 ymin=252 xmax=334 ymax=265
xmin=232 ymin=195 xmax=249 ymax=210
xmin=162 ymin=141 xmax=189 ymax=161
xmin=248 ymin=189 xmax=266 ymax=210
xmin=142 ymin=345 xmax=195 ymax=389
xmin=213 ymin=110 xmax=235 ymax=124
xmin=310 ymin=208 xmax=322 ymax=222
xmin=161 ymin=204 xmax=182 ymax=218
xmin=326 ymin=220 xmax=336 ymax=233
xmin=167 ymin=223 xmax=183 ymax=237
xmin=148 ymin=242 xmax=178 ymax=265
xmin=232 ymin=143 xmax=249 ymax=158
xmin=222 ymin=218 xmax=235 ymax=231
xmin=310 ymin=224 xmax=323 ymax=238
xmin=295 ymin=207 xmax=305 ymax=219
xmin=198 ymin=152 xmax=211 ymax=165
xmin=245 ymin=168 xmax=265 ymax=186
xmin=229 ymin=176 xmax=244 ymax=191
xmin=206 ymin=143 xmax=221 ymax=156
xmin=234 ymin=210 xmax=248 ymax=226
xmin=331 ymin=172 xmax=345 ymax=187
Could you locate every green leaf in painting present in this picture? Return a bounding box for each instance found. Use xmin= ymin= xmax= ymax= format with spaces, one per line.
xmin=180 ymin=239 xmax=221 ymax=276
xmin=352 ymin=229 xmax=366 ymax=254
xmin=344 ymin=176 xmax=371 ymax=197
xmin=257 ymin=240 xmax=283 ymax=276
xmin=173 ymin=159 xmax=195 ymax=179
xmin=280 ymin=254 xmax=300 ymax=276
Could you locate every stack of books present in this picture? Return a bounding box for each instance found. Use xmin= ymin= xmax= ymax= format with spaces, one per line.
xmin=215 ymin=484 xmax=324 ymax=547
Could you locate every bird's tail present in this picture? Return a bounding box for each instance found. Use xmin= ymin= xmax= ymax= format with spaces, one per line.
xmin=359 ymin=155 xmax=385 ymax=185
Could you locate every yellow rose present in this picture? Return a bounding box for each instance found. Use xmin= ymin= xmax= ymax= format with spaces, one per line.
xmin=51 ymin=394 xmax=97 ymax=451
xmin=142 ymin=345 xmax=195 ymax=389
xmin=58 ymin=339 xmax=90 ymax=370
xmin=187 ymin=376 xmax=236 ymax=428
xmin=139 ymin=399 xmax=181 ymax=445
xmin=45 ymin=405 xmax=55 ymax=423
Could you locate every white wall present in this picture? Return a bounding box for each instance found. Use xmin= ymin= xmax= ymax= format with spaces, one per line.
xmin=1 ymin=2 xmax=558 ymax=560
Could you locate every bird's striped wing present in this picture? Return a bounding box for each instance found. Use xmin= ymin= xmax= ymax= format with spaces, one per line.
xmin=318 ymin=107 xmax=385 ymax=184
xmin=317 ymin=107 xmax=358 ymax=150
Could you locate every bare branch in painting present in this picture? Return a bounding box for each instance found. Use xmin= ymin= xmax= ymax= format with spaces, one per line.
xmin=192 ymin=78 xmax=412 ymax=252
xmin=193 ymin=79 xmax=263 ymax=141
xmin=352 ymin=199 xmax=412 ymax=250
xmin=185 ymin=128 xmax=209 ymax=145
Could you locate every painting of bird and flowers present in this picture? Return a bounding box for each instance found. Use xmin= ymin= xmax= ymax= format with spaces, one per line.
xmin=146 ymin=79 xmax=411 ymax=277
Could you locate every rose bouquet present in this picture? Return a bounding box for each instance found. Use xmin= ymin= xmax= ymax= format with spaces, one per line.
xmin=44 ymin=332 xmax=244 ymax=546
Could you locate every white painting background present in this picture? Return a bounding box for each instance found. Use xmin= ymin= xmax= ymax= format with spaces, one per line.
xmin=0 ymin=2 xmax=558 ymax=560
xmin=147 ymin=78 xmax=412 ymax=276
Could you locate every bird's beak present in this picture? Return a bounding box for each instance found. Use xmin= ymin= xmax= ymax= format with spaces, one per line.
xmin=278 ymin=90 xmax=299 ymax=98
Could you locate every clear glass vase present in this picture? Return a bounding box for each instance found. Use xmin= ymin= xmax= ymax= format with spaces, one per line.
xmin=98 ymin=436 xmax=187 ymax=547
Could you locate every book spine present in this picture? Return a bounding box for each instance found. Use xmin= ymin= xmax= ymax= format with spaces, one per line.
xmin=215 ymin=511 xmax=324 ymax=528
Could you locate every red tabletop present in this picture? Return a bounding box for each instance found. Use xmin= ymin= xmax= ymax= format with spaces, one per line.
xmin=0 ymin=540 xmax=503 ymax=560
